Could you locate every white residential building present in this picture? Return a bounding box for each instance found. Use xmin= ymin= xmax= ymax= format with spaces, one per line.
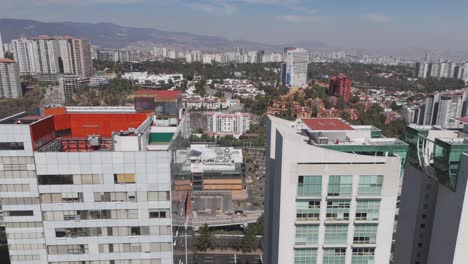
xmin=121 ymin=72 xmax=183 ymax=86
xmin=175 ymin=144 xmax=243 ymax=191
xmin=422 ymin=89 xmax=468 ymax=129
xmin=206 ymin=112 xmax=250 ymax=138
xmin=401 ymin=105 xmax=423 ymax=125
xmin=0 ymin=108 xmax=192 ymax=264
xmin=265 ymin=117 xmax=405 ymax=264
xmin=416 ymin=62 xmax=429 ymax=79
xmin=0 ymin=59 xmax=22 ymax=98
xmin=59 ymin=75 xmax=81 ymax=101
xmin=0 ymin=32 xmax=4 ymax=59
xmin=12 ymin=38 xmax=36 ymax=74
xmin=202 ymin=54 xmax=213 ymax=64
xmin=11 ymin=36 xmax=92 ymax=79
xmin=285 ymin=48 xmax=309 ymax=87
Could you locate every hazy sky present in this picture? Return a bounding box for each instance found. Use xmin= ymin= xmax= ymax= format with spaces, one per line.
xmin=0 ymin=0 xmax=467 ymax=50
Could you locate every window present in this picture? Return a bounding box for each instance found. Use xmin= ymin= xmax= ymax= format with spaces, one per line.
xmin=326 ymin=201 xmax=350 ymax=221
xmin=295 ymin=225 xmax=319 ymax=245
xmin=296 ymin=200 xmax=321 ymax=221
xmin=10 ymin=255 xmax=40 ymax=261
xmin=114 ymin=173 xmax=136 ymax=184
xmin=47 ymin=245 xmax=88 ymax=255
xmin=353 ymin=225 xmax=378 ymax=244
xmin=298 ymin=176 xmax=322 ymax=197
xmin=352 ymin=248 xmax=374 ymax=264
xmin=39 ymin=175 xmax=73 ymax=185
xmin=323 ymin=248 xmax=346 ymax=264
xmin=328 ymin=176 xmax=353 ymax=196
xmin=0 ymin=184 xmax=30 ymax=192
xmin=41 ymin=193 xmax=83 ymax=203
xmin=2 ymin=197 xmax=39 ymax=205
xmin=0 ymin=170 xmax=35 ymax=179
xmin=149 ymin=210 xmax=169 ymax=218
xmin=7 ymin=232 xmax=44 ymax=239
xmin=325 ymin=225 xmax=348 ymax=244
xmin=5 ymin=222 xmax=42 ymax=229
xmin=358 ymin=176 xmax=383 ymax=196
xmin=131 ymin=227 xmax=141 ymax=236
xmin=294 ymin=249 xmax=317 ymax=264
xmin=0 ymin=142 xmax=24 ymax=150
xmin=6 ymin=210 xmax=34 ymax=216
xmin=39 ymin=174 xmax=102 ymax=185
xmin=148 ymin=191 xmax=170 ymax=201
xmin=355 ymin=200 xmax=380 ymax=221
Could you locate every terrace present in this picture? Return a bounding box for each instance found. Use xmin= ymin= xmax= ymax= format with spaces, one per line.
xmin=296 ymin=118 xmax=409 ymax=167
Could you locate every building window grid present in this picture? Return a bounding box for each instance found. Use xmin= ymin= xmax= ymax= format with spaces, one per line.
xmin=358 ymin=175 xmax=383 ymax=196
xmin=47 ymin=244 xmax=88 ymax=255
xmin=353 ymin=225 xmax=378 ymax=244
xmin=294 ymin=248 xmax=317 ymax=264
xmin=298 ymin=176 xmax=322 ymax=197
xmin=296 ymin=200 xmax=321 ymax=221
xmin=0 ymin=169 xmax=35 ymax=179
xmin=40 ymin=193 xmax=84 ymax=203
xmin=295 ymin=225 xmax=319 ymax=245
xmin=323 ymin=248 xmax=347 ymax=264
xmin=326 ymin=200 xmax=351 ymax=221
xmin=355 ymin=200 xmax=380 ymax=221
xmin=328 ymin=176 xmax=353 ymax=197
xmin=352 ymin=248 xmax=375 ymax=264
xmin=325 ymin=225 xmax=349 ymax=244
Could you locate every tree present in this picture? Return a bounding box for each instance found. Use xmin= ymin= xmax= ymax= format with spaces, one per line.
xmin=255 ymin=214 xmax=264 ymax=236
xmin=195 ymin=224 xmax=212 ymax=252
xmin=383 ymin=119 xmax=408 ymax=138
xmin=195 ymin=82 xmax=206 ymax=96
xmin=214 ymin=90 xmax=224 ymax=98
xmin=350 ymin=96 xmax=360 ymax=104
xmin=336 ymin=97 xmax=346 ymax=110
xmin=240 ymin=224 xmax=257 ymax=252
xmin=323 ymin=99 xmax=333 ymax=109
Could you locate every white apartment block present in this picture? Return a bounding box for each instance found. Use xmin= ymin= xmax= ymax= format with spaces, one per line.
xmin=422 ymin=89 xmax=468 ymax=129
xmin=12 ymin=38 xmax=36 ymax=74
xmin=401 ymin=106 xmax=423 ymax=125
xmin=121 ymin=72 xmax=183 ymax=86
xmin=0 ymin=59 xmax=22 ymax=98
xmin=0 ymin=32 xmax=5 ymax=59
xmin=59 ymin=75 xmax=81 ymax=101
xmin=206 ymin=112 xmax=250 ymax=138
xmin=11 ymin=36 xmax=92 ymax=79
xmin=286 ymin=48 xmax=309 ymax=87
xmin=0 ymin=108 xmax=192 ymax=264
xmin=265 ymin=117 xmax=405 ymax=264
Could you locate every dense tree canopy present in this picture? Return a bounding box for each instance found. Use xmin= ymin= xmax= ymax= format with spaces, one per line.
xmin=308 ymin=62 xmax=466 ymax=93
xmin=0 ymin=88 xmax=45 ymax=119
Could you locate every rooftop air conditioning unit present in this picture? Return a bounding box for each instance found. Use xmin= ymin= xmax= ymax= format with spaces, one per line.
xmin=88 ymin=135 xmax=101 ymax=147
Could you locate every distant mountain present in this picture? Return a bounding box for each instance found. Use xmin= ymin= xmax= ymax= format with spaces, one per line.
xmin=0 ymin=18 xmax=313 ymax=51
xmin=283 ymin=41 xmax=332 ymax=50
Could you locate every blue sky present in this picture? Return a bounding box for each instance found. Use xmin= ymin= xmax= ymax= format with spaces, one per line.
xmin=0 ymin=0 xmax=467 ymax=49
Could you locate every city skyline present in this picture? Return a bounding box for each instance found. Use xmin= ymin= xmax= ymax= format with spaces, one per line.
xmin=0 ymin=0 xmax=468 ymax=50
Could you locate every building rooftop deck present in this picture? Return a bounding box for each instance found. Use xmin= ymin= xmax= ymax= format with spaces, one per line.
xmin=37 ymin=137 xmax=114 ymax=152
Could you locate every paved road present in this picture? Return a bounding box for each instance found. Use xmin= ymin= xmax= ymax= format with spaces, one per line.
xmin=196 ymin=254 xmax=263 ymax=264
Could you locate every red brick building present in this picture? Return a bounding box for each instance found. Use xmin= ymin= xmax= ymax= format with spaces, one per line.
xmin=329 ymin=73 xmax=352 ymax=103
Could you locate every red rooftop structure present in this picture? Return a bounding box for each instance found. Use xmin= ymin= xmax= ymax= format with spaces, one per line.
xmin=329 ymin=73 xmax=352 ymax=103
xmin=302 ymin=118 xmax=354 ymax=131
xmin=135 ymin=90 xmax=181 ymax=101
